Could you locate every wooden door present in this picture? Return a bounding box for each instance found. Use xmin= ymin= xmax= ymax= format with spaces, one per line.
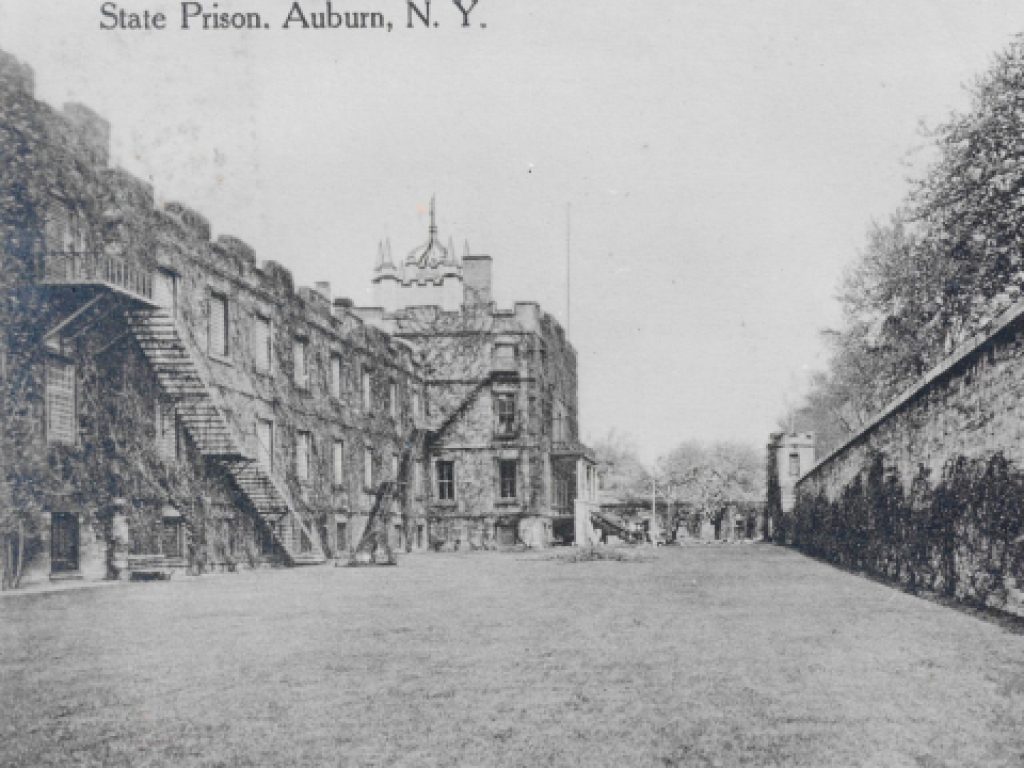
xmin=51 ymin=512 xmax=79 ymax=573
xmin=153 ymin=269 xmax=178 ymax=316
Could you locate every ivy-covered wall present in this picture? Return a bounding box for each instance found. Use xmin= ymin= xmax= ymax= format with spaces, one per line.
xmin=0 ymin=43 xmax=588 ymax=584
xmin=791 ymin=300 xmax=1024 ymax=616
xmin=0 ymin=48 xmax=427 ymax=586
xmin=387 ymin=299 xmax=584 ymax=549
xmin=789 ymin=452 xmax=1024 ymax=615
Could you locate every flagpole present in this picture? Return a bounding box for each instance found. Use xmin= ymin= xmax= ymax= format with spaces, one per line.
xmin=566 ymin=202 xmax=571 ymax=339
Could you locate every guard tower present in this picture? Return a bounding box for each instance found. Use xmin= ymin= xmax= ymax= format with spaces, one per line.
xmin=765 ymin=432 xmax=815 ymax=539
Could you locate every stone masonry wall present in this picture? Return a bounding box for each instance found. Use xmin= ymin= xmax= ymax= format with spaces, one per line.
xmin=793 ymin=300 xmax=1024 ymax=615
xmin=387 ymin=300 xmax=581 ymax=548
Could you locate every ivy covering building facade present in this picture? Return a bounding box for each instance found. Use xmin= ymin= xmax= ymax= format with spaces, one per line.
xmin=0 ymin=49 xmax=592 ymax=588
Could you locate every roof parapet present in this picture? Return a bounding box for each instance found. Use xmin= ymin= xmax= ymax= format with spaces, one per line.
xmin=164 ymin=202 xmax=212 ymax=242
xmin=62 ymin=103 xmax=111 ymax=167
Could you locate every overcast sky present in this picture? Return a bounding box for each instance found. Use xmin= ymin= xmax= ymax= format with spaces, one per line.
xmin=1 ymin=1 xmax=1022 ymax=463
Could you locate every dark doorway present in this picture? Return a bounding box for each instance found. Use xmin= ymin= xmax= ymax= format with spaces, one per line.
xmin=51 ymin=512 xmax=80 ymax=573
xmin=336 ymin=521 xmax=348 ymax=555
xmin=257 ymin=524 xmax=275 ymax=557
xmin=161 ymin=519 xmax=185 ymax=559
xmin=552 ymin=517 xmax=575 ymax=546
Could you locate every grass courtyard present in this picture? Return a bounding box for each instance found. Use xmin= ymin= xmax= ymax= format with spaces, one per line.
xmin=1 ymin=544 xmax=1023 ymax=767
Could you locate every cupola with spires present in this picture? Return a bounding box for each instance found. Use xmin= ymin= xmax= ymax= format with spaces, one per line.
xmin=371 ymin=196 xmax=467 ymax=313
xmin=375 ymin=238 xmax=396 ymax=273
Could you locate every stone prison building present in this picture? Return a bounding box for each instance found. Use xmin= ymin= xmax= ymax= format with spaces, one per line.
xmin=0 ymin=50 xmax=596 ymax=587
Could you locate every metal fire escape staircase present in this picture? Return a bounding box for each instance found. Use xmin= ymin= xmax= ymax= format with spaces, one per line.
xmin=122 ymin=307 xmax=325 ymax=565
xmin=589 ymin=508 xmax=634 ymax=541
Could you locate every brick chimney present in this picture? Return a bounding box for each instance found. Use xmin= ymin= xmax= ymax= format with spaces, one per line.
xmin=463 ymin=253 xmax=492 ymax=306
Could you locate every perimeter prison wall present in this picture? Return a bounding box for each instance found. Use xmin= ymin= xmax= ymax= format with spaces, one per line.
xmin=791 ymin=298 xmax=1024 ymax=616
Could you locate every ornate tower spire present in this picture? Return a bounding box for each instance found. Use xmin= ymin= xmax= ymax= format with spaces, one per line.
xmin=406 ymin=194 xmax=449 ymax=268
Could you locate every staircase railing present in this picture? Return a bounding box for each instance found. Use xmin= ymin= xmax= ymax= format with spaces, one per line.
xmin=43 ymin=250 xmax=153 ymax=301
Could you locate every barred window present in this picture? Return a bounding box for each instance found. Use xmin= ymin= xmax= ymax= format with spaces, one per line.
xmin=155 ymin=401 xmax=178 ymax=460
xmin=296 ymin=431 xmax=311 ymax=482
xmin=46 ymin=360 xmax=76 ymax=445
xmin=437 ymin=461 xmax=455 ymax=501
xmin=256 ymin=418 xmax=274 ymax=471
xmin=362 ymin=368 xmax=373 ymax=411
xmin=209 ymin=293 xmax=229 ymax=357
xmin=293 ymin=338 xmax=308 ymax=389
xmin=499 ymin=460 xmax=517 ymax=500
xmin=364 ymin=447 xmax=375 ymax=489
xmin=496 ymin=393 xmax=516 ymax=436
xmin=333 ymin=439 xmax=345 ymax=486
xmin=253 ymin=315 xmax=272 ymax=372
xmin=494 ymin=343 xmax=517 ymax=365
xmin=330 ymin=354 xmax=342 ymax=398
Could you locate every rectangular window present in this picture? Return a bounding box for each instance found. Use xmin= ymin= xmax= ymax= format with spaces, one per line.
xmin=364 ymin=447 xmax=375 ymax=489
xmin=499 ymin=459 xmax=517 ymax=500
xmin=209 ymin=292 xmax=229 ymax=357
xmin=362 ymin=368 xmax=373 ymax=411
xmin=788 ymin=453 xmax=800 ymax=478
xmin=330 ymin=354 xmax=342 ymax=398
xmin=392 ymin=453 xmax=400 ymax=482
xmin=256 ymin=418 xmax=274 ymax=471
xmin=554 ymin=401 xmax=568 ymax=442
xmin=293 ymin=338 xmax=308 ymax=389
xmin=495 ymin=343 xmax=517 ymax=364
xmin=46 ymin=360 xmax=76 ymax=445
xmin=494 ymin=343 xmax=518 ymax=373
xmin=253 ymin=315 xmax=272 ymax=373
xmin=496 ymin=393 xmax=516 ymax=436
xmin=437 ymin=460 xmax=455 ymax=501
xmin=296 ymin=431 xmax=311 ymax=482
xmin=155 ymin=401 xmax=178 ymax=461
xmin=333 ymin=439 xmax=345 ymax=486
xmin=389 ymin=380 xmax=398 ymax=419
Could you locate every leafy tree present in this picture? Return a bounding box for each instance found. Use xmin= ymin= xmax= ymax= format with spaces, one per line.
xmin=789 ymin=35 xmax=1024 ymax=446
xmin=910 ymin=36 xmax=1024 ymax=334
xmin=591 ymin=429 xmax=651 ymax=503
xmin=656 ymin=441 xmax=764 ymax=537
